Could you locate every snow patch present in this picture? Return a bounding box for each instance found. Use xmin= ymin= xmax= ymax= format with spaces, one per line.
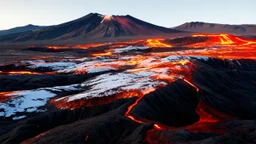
xmin=114 ymin=46 xmax=149 ymax=53
xmin=0 ymin=84 xmax=81 ymax=119
xmin=28 ymin=62 xmax=76 ymax=71
xmin=62 ymin=72 xmax=166 ymax=102
xmin=13 ymin=115 xmax=26 ymax=120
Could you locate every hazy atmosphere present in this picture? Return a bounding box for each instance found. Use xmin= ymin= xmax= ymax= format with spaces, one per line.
xmin=0 ymin=0 xmax=255 ymax=29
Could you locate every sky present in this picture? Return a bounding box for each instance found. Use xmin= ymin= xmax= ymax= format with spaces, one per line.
xmin=0 ymin=0 xmax=255 ymax=30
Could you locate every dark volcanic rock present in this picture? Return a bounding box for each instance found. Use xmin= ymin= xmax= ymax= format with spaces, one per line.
xmin=174 ymin=22 xmax=256 ymax=35
xmin=193 ymin=59 xmax=256 ymax=120
xmin=0 ymin=99 xmax=137 ymax=144
xmin=131 ymin=80 xmax=200 ymax=127
xmin=145 ymin=120 xmax=256 ymax=144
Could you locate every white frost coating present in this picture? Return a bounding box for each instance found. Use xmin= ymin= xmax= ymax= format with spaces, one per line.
xmin=0 ymin=84 xmax=81 ymax=118
xmin=65 ymin=72 xmax=166 ymax=102
xmin=162 ymin=56 xmax=182 ymax=62
xmin=0 ymin=90 xmax=55 ymax=117
xmin=74 ymin=57 xmax=89 ymax=62
xmin=191 ymin=56 xmax=209 ymax=61
xmin=57 ymin=59 xmax=134 ymax=74
xmin=13 ymin=115 xmax=26 ymax=120
xmin=86 ymin=66 xmax=116 ymax=73
xmin=236 ymin=60 xmax=242 ymax=66
xmin=114 ymin=46 xmax=149 ymax=53
xmin=56 ymin=55 xmax=192 ymax=102
xmin=28 ymin=62 xmax=76 ymax=71
xmin=21 ymin=60 xmax=45 ymax=65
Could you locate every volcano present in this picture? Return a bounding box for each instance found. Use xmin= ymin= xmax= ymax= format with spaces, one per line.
xmin=0 ymin=13 xmax=182 ymax=44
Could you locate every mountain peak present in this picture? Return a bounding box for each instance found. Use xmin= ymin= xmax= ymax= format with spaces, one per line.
xmin=0 ymin=13 xmax=182 ymax=43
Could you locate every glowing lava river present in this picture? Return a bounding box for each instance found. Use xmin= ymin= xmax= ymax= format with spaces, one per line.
xmin=0 ymin=34 xmax=256 ymax=143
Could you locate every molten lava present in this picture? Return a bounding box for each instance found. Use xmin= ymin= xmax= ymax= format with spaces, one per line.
xmin=146 ymin=39 xmax=172 ymax=48
xmin=72 ymin=43 xmax=108 ymax=49
xmin=177 ymin=100 xmax=236 ymax=134
xmin=92 ymin=51 xmax=112 ymax=57
xmin=184 ymin=79 xmax=199 ymax=92
xmin=192 ymin=33 xmax=256 ymax=45
xmin=54 ymin=89 xmax=152 ymax=110
xmin=0 ymin=71 xmax=39 ymax=75
xmin=0 ymin=92 xmax=14 ymax=103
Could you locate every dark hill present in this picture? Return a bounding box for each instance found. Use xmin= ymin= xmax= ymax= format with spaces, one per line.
xmin=174 ymin=22 xmax=256 ymax=35
xmin=0 ymin=24 xmax=43 ymax=36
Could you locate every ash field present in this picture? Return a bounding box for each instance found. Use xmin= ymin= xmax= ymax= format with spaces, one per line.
xmin=0 ymin=14 xmax=256 ymax=144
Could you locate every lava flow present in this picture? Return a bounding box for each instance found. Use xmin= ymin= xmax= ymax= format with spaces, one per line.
xmin=145 ymin=92 xmax=237 ymax=144
xmin=124 ymin=86 xmax=161 ymax=124
xmin=92 ymin=51 xmax=112 ymax=57
xmin=146 ymin=39 xmax=172 ymax=48
xmin=0 ymin=71 xmax=39 ymax=75
xmin=192 ymin=33 xmax=256 ymax=45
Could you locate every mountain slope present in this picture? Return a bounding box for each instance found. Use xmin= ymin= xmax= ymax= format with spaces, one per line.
xmin=0 ymin=13 xmax=182 ymax=43
xmin=174 ymin=22 xmax=256 ymax=35
xmin=0 ymin=24 xmax=43 ymax=36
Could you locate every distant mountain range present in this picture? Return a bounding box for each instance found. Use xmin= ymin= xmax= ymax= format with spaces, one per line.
xmin=173 ymin=22 xmax=256 ymax=35
xmin=0 ymin=13 xmax=181 ymax=44
xmin=0 ymin=14 xmax=255 ymax=44
xmin=0 ymin=24 xmax=43 ymax=36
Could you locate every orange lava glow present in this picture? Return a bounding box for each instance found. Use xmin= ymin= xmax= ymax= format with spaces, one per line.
xmin=72 ymin=43 xmax=108 ymax=49
xmin=181 ymin=100 xmax=236 ymax=134
xmin=0 ymin=71 xmax=39 ymax=75
xmin=153 ymin=124 xmax=162 ymax=130
xmin=46 ymin=46 xmax=69 ymax=49
xmin=144 ymin=100 xmax=237 ymax=143
xmin=0 ymin=92 xmax=13 ymax=103
xmin=192 ymin=33 xmax=256 ymax=46
xmin=54 ymin=90 xmax=143 ymax=110
xmin=109 ymin=40 xmax=144 ymax=48
xmin=103 ymin=15 xmax=112 ymax=21
xmin=124 ymin=86 xmax=164 ymax=124
xmin=146 ymin=39 xmax=172 ymax=48
xmin=183 ymin=79 xmax=199 ymax=92
xmin=177 ymin=46 xmax=256 ymax=60
xmin=22 ymin=131 xmax=50 ymax=144
xmin=28 ymin=45 xmax=69 ymax=50
xmin=92 ymin=51 xmax=112 ymax=57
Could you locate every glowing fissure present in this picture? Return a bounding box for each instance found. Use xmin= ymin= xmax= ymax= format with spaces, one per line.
xmin=184 ymin=79 xmax=199 ymax=92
